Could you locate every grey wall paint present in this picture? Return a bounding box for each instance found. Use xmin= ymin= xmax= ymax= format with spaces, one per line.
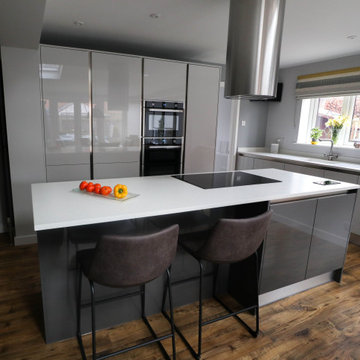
xmin=1 ymin=46 xmax=46 ymax=244
xmin=237 ymin=100 xmax=269 ymax=147
xmin=265 ymin=54 xmax=360 ymax=161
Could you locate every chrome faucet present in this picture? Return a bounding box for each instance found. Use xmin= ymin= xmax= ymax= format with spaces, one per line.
xmin=319 ymin=139 xmax=338 ymax=160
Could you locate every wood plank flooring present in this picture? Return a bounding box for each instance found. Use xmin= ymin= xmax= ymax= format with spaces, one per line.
xmin=1 ymin=232 xmax=360 ymax=359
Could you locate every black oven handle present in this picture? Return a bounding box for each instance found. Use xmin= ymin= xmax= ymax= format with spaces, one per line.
xmin=147 ymin=145 xmax=182 ymax=149
xmin=147 ymin=108 xmax=183 ymax=113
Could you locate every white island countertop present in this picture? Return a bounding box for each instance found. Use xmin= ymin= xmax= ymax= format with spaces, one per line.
xmin=31 ymin=169 xmax=360 ymax=231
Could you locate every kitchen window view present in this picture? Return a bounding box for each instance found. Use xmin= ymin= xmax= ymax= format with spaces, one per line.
xmin=297 ymin=94 xmax=360 ymax=146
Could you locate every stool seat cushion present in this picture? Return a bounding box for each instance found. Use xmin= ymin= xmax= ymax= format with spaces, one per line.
xmin=76 ymin=224 xmax=179 ymax=288
xmin=180 ymin=211 xmax=272 ymax=264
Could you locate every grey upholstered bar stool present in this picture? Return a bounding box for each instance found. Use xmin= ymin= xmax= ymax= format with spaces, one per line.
xmin=76 ymin=224 xmax=179 ymax=360
xmin=162 ymin=211 xmax=272 ymax=359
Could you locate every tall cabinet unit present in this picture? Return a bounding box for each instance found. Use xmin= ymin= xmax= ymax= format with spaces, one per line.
xmin=184 ymin=65 xmax=220 ymax=173
xmin=40 ymin=46 xmax=91 ymax=181
xmin=143 ymin=59 xmax=187 ymax=102
xmin=91 ymin=52 xmax=142 ymax=179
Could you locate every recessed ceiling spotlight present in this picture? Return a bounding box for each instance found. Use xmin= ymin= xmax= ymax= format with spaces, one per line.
xmin=73 ymin=20 xmax=85 ymax=27
xmin=346 ymin=35 xmax=357 ymax=40
xmin=149 ymin=13 xmax=160 ymax=19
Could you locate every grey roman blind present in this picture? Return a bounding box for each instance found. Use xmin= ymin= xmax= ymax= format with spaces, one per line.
xmin=296 ymin=67 xmax=360 ymax=99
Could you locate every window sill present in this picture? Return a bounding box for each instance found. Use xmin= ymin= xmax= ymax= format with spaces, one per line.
xmin=295 ymin=142 xmax=360 ymax=149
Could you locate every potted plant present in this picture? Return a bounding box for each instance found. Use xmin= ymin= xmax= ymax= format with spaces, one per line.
xmin=310 ymin=128 xmax=322 ymax=144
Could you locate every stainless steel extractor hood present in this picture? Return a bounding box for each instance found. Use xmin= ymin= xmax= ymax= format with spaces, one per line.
xmin=225 ymin=0 xmax=286 ymax=99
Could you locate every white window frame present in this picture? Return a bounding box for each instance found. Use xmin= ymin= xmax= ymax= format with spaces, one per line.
xmin=297 ymin=94 xmax=360 ymax=147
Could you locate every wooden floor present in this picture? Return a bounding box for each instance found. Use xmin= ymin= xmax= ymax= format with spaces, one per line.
xmin=1 ymin=233 xmax=360 ymax=360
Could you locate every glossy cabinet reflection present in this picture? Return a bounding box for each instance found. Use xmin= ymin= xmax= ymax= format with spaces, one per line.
xmin=260 ymin=199 xmax=317 ymax=293
xmin=324 ymin=171 xmax=360 ymax=234
xmin=236 ymin=155 xmax=254 ymax=170
xmin=306 ymin=193 xmax=356 ymax=278
xmin=253 ymin=158 xmax=284 ymax=170
xmin=284 ymin=163 xmax=324 ymax=177
xmin=41 ymin=46 xmax=91 ymax=168
xmin=184 ymin=65 xmax=220 ymax=173
xmin=143 ymin=59 xmax=187 ymax=102
xmin=91 ymin=52 xmax=141 ymax=177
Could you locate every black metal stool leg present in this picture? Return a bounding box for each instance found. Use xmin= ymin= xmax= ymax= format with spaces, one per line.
xmin=140 ymin=284 xmax=145 ymax=318
xmin=90 ymin=280 xmax=96 ymax=359
xmin=197 ymin=261 xmax=204 ymax=359
xmin=254 ymin=252 xmax=260 ymax=337
xmin=212 ymin=264 xmax=219 ymax=298
xmin=76 ymin=266 xmax=87 ymax=360
xmin=167 ymin=268 xmax=176 ymax=360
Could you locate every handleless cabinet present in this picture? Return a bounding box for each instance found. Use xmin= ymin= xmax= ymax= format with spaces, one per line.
xmin=91 ymin=52 xmax=142 ymax=178
xmin=143 ymin=59 xmax=187 ymax=102
xmin=236 ymin=155 xmax=254 ymax=170
xmin=306 ymin=193 xmax=356 ymax=278
xmin=323 ymin=170 xmax=360 ymax=235
xmin=253 ymin=158 xmax=284 ymax=170
xmin=259 ymin=199 xmax=317 ymax=293
xmin=184 ymin=65 xmax=220 ymax=173
xmin=40 ymin=46 xmax=91 ymax=179
xmin=284 ymin=163 xmax=324 ymax=177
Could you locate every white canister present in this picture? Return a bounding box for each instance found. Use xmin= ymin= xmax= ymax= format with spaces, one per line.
xmin=270 ymin=143 xmax=279 ymax=153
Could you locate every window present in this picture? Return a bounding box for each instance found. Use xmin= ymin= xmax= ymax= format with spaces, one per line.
xmin=297 ymin=94 xmax=360 ymax=146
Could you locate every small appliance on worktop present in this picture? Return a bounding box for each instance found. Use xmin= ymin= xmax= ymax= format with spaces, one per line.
xmin=173 ymin=171 xmax=281 ymax=189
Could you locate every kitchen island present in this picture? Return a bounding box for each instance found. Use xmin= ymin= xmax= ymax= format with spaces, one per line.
xmin=31 ymin=169 xmax=359 ymax=342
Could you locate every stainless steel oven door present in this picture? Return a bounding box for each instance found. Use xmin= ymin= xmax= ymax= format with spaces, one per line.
xmin=144 ymin=108 xmax=184 ymax=138
xmin=141 ymin=138 xmax=183 ymax=176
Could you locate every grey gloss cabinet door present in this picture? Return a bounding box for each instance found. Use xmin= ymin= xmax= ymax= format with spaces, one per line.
xmin=306 ymin=193 xmax=356 ymax=278
xmin=184 ymin=65 xmax=220 ymax=173
xmin=236 ymin=156 xmax=254 ymax=170
xmin=40 ymin=46 xmax=91 ymax=167
xmin=253 ymin=158 xmax=284 ymax=170
xmin=91 ymin=52 xmax=141 ymax=177
xmin=284 ymin=163 xmax=324 ymax=177
xmin=143 ymin=59 xmax=187 ymax=102
xmin=323 ymin=170 xmax=360 ymax=235
xmin=259 ymin=199 xmax=317 ymax=294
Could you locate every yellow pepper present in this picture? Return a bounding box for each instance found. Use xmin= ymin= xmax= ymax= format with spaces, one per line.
xmin=114 ymin=184 xmax=128 ymax=199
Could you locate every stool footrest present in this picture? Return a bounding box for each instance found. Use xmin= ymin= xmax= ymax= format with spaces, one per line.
xmin=162 ymin=296 xmax=259 ymax=360
xmin=77 ymin=314 xmax=174 ymax=360
xmin=213 ymin=295 xmax=258 ymax=337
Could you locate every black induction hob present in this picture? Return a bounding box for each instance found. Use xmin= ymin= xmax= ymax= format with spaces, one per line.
xmin=173 ymin=171 xmax=281 ymax=189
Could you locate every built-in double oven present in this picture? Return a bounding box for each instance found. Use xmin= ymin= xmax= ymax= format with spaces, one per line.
xmin=141 ymin=101 xmax=184 ymax=176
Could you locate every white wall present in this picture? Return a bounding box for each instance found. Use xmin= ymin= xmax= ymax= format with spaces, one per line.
xmin=1 ymin=46 xmax=46 ymax=244
xmin=265 ymin=54 xmax=360 ymax=162
xmin=238 ymin=99 xmax=269 ymax=147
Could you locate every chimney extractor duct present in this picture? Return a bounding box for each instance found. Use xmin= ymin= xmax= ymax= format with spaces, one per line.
xmin=225 ymin=0 xmax=285 ymax=99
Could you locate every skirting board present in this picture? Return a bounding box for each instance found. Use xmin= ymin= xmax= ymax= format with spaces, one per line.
xmin=14 ymin=233 xmax=38 ymax=246
xmin=259 ymin=272 xmax=333 ymax=307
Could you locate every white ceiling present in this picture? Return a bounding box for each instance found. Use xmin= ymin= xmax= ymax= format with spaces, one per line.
xmin=39 ymin=0 xmax=360 ymax=68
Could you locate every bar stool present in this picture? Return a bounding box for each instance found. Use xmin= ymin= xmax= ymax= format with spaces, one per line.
xmin=162 ymin=211 xmax=272 ymax=359
xmin=76 ymin=224 xmax=179 ymax=360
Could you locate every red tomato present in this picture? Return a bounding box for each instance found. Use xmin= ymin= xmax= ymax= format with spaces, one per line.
xmin=94 ymin=183 xmax=102 ymax=194
xmin=79 ymin=181 xmax=88 ymax=191
xmin=100 ymin=186 xmax=112 ymax=196
xmin=86 ymin=183 xmax=95 ymax=192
